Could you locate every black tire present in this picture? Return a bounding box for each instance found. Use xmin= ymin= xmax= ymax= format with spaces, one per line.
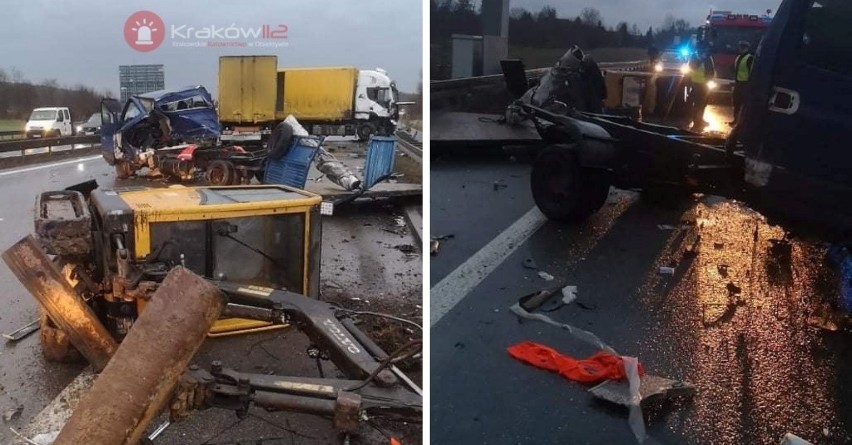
xmin=207 ymin=160 xmax=235 ymax=186
xmin=531 ymin=144 xmax=610 ymax=222
xmin=114 ymin=160 xmax=133 ymax=179
xmin=39 ymin=309 xmax=84 ymax=363
xmin=267 ymin=121 xmax=294 ymax=160
xmin=357 ymin=122 xmax=376 ymax=142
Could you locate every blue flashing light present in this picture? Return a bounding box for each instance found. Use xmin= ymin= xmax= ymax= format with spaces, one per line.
xmin=679 ymin=47 xmax=691 ymax=57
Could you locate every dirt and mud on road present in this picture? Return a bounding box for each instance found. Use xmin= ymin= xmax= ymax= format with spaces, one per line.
xmin=0 ymin=138 xmax=422 ymax=445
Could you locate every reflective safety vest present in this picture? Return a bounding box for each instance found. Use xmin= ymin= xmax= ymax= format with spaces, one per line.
xmin=690 ymin=61 xmax=707 ymax=84
xmin=735 ymin=54 xmax=754 ymax=82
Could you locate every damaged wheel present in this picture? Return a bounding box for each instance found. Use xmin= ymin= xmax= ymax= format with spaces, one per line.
xmin=206 ymin=160 xmax=235 ymax=186
xmin=531 ymin=144 xmax=610 ymax=222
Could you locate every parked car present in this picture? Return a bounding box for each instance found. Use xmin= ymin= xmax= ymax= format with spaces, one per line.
xmin=25 ymin=107 xmax=72 ymax=138
xmin=76 ymin=113 xmax=102 ymax=136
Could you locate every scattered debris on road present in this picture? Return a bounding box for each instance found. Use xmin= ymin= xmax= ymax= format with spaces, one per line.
xmin=2 ymin=320 xmax=39 ymax=342
xmin=508 ymin=342 xmax=644 ymax=384
xmin=589 ymin=374 xmax=696 ymax=408
xmin=780 ymin=433 xmax=814 ymax=445
xmin=537 ymin=270 xmax=555 ymax=281
xmin=522 ymin=258 xmax=538 ymax=270
xmin=3 ymin=406 xmax=22 ymax=423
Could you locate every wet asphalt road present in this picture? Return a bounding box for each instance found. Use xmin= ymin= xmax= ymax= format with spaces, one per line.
xmin=430 ymin=148 xmax=852 ymax=443
xmin=0 ymin=145 xmax=422 ymax=444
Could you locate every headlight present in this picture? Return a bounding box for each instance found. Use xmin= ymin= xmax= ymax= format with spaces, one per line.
xmin=654 ymin=63 xmax=664 ymax=72
xmin=680 ymin=64 xmax=691 ymax=75
xmin=76 ymin=125 xmax=83 ymax=132
xmin=707 ymin=80 xmax=718 ymax=90
xmin=24 ymin=124 xmax=30 ymax=131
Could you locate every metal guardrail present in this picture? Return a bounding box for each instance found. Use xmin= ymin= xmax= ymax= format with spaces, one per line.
xmin=395 ymin=130 xmax=423 ymax=161
xmin=430 ymin=60 xmax=649 ymax=93
xmin=0 ymin=135 xmax=100 ymax=156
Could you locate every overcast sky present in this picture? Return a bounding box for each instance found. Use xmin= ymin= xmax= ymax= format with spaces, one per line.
xmin=514 ymin=0 xmax=782 ymax=30
xmin=0 ymin=0 xmax=422 ymax=96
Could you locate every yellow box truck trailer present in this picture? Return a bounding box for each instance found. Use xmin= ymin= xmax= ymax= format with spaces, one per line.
xmin=218 ymin=56 xmax=399 ymax=143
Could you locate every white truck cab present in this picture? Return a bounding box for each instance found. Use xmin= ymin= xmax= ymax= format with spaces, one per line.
xmin=354 ymin=68 xmax=399 ymax=136
xmin=25 ymin=107 xmax=72 ymax=138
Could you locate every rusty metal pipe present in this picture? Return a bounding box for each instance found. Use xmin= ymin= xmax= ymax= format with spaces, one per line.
xmin=2 ymin=235 xmax=117 ymax=371
xmin=54 ymin=267 xmax=225 ymax=445
xmin=252 ymin=390 xmax=337 ymax=416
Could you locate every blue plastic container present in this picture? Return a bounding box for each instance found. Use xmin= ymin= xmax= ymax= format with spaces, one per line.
xmin=362 ymin=136 xmax=396 ymax=190
xmin=263 ymin=136 xmax=322 ymax=189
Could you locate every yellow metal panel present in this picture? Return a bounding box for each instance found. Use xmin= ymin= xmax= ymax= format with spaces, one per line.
xmin=278 ymin=67 xmax=357 ymax=121
xmin=120 ymin=185 xmax=321 ymax=258
xmin=218 ymin=56 xmax=278 ymax=124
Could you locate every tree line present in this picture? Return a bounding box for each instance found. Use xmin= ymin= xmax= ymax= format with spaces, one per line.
xmin=0 ymin=67 xmax=110 ymax=122
xmin=431 ymin=0 xmax=696 ymax=78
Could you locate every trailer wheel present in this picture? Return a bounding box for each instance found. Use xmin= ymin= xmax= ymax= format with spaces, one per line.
xmin=114 ymin=160 xmax=133 ymax=179
xmin=207 ymin=160 xmax=235 ymax=186
xmin=39 ymin=308 xmax=84 ymax=363
xmin=357 ymin=123 xmax=376 ymax=142
xmin=531 ymin=145 xmax=610 ymax=222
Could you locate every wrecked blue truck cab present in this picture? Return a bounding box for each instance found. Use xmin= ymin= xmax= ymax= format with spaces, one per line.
xmin=100 ymin=86 xmax=221 ymax=177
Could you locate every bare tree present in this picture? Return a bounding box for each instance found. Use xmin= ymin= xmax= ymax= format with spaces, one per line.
xmin=10 ymin=66 xmax=24 ymax=83
xmin=580 ymin=7 xmax=602 ymax=27
xmin=537 ymin=6 xmax=557 ymax=21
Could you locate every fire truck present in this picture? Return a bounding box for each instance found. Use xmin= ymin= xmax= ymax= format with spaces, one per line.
xmin=699 ymin=10 xmax=773 ymax=91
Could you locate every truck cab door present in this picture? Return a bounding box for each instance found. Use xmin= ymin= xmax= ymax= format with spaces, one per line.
xmin=100 ymin=99 xmax=122 ymax=164
xmin=742 ymin=0 xmax=852 ymax=235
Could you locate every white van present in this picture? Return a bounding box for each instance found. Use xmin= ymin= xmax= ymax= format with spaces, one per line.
xmin=25 ymin=107 xmax=72 ymax=138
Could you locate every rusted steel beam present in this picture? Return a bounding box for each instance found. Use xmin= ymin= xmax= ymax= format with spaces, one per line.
xmin=54 ymin=267 xmax=225 ymax=445
xmin=2 ymin=235 xmax=117 ymax=370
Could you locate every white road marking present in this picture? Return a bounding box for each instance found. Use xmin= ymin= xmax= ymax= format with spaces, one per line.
xmin=430 ymin=207 xmax=547 ymax=326
xmin=0 ymin=155 xmax=102 ymax=177
xmin=16 ymin=368 xmax=96 ymax=443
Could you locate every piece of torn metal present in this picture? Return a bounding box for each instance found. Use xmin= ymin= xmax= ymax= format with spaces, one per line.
xmin=430 ymin=240 xmax=440 ymax=256
xmin=538 ymin=271 xmax=555 ymax=281
xmin=779 ymin=433 xmax=814 ymax=445
xmin=589 ymin=374 xmax=696 ymax=408
xmin=3 ymin=320 xmax=39 ymax=342
xmin=316 ymin=147 xmax=362 ymax=191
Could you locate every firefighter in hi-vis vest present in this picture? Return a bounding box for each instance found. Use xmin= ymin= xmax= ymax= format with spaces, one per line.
xmin=731 ymin=40 xmax=755 ymax=125
xmin=687 ymin=45 xmax=716 ymax=131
